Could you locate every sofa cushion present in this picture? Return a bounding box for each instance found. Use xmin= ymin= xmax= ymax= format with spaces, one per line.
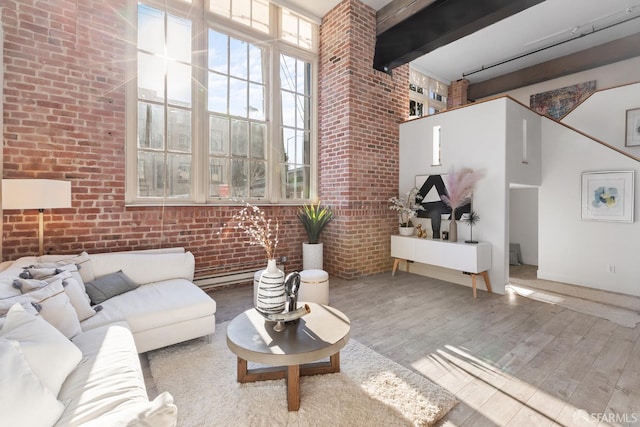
xmin=85 ymin=270 xmax=139 ymax=305
xmin=78 ymin=392 xmax=177 ymax=427
xmin=0 ymin=303 xmax=82 ymax=397
xmin=0 ymin=338 xmax=65 ymax=427
xmin=89 ymin=251 xmax=195 ymax=285
xmin=56 ymin=322 xmax=153 ymax=426
xmin=80 ymin=279 xmax=216 ymax=334
xmin=0 ymin=279 xmax=82 ymax=338
xmin=38 ymin=251 xmax=95 ymax=283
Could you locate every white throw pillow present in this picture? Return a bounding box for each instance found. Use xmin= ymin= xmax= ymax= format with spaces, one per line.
xmin=38 ymin=251 xmax=95 ymax=283
xmin=0 ymin=279 xmax=82 ymax=338
xmin=0 ymin=303 xmax=82 ymax=397
xmin=0 ymin=338 xmax=65 ymax=427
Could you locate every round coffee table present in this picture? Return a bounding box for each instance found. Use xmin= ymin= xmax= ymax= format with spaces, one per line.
xmin=226 ymin=302 xmax=350 ymax=411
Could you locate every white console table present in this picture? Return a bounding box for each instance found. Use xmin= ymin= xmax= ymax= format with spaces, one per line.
xmin=391 ymin=235 xmax=492 ymax=298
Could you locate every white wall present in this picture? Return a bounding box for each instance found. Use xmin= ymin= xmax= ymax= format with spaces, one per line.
xmin=561 ymin=82 xmax=640 ymax=158
xmin=509 ymin=188 xmax=538 ymax=265
xmin=400 ymin=98 xmax=535 ymax=294
xmin=539 ymin=118 xmax=640 ymax=296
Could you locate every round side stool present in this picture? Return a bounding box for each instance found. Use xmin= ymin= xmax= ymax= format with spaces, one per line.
xmin=298 ymin=269 xmax=329 ymax=305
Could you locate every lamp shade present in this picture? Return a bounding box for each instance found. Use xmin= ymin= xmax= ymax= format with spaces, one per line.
xmin=2 ymin=179 xmax=72 ymax=210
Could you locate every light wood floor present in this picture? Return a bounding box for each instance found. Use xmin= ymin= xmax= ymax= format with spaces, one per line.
xmin=205 ymin=271 xmax=640 ymax=427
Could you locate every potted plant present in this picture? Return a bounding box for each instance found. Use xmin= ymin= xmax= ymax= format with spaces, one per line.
xmin=389 ymin=188 xmax=424 ymax=236
xmin=298 ymin=201 xmax=333 ymax=270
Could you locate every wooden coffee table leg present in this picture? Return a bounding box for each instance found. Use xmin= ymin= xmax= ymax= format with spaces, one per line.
xmin=286 ymin=365 xmax=300 ymax=411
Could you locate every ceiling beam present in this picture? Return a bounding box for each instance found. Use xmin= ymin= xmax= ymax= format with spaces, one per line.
xmin=373 ymin=0 xmax=544 ymax=73
xmin=376 ymin=0 xmax=436 ymax=35
xmin=467 ymin=33 xmax=640 ymax=100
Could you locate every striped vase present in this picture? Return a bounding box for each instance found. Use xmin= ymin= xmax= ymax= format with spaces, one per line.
xmin=255 ymin=259 xmax=286 ymax=316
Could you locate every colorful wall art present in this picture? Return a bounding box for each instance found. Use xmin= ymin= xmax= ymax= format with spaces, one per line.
xmin=530 ymin=80 xmax=596 ymax=119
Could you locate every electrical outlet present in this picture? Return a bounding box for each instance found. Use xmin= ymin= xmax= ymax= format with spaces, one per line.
xmin=607 ymin=265 xmax=615 ymax=273
xmin=281 ymin=256 xmax=288 ymax=263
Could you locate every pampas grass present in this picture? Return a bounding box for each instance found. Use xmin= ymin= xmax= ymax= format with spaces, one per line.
xmin=440 ymin=167 xmax=485 ymax=211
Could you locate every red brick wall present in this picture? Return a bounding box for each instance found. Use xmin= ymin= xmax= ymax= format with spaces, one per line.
xmin=448 ymin=78 xmax=470 ymax=107
xmin=2 ymin=0 xmax=407 ymax=280
xmin=319 ymin=0 xmax=409 ymax=278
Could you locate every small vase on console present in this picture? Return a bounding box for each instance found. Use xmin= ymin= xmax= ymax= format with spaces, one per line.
xmin=255 ymin=259 xmax=286 ymax=315
xmin=449 ymin=210 xmax=458 ymax=242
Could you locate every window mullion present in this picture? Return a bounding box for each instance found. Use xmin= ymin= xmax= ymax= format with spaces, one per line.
xmin=192 ymin=1 xmax=207 ymax=203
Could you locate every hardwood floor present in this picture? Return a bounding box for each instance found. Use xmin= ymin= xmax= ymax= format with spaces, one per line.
xmin=204 ymin=271 xmax=640 ymax=426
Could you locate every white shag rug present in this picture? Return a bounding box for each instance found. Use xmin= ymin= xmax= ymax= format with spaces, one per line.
xmin=147 ymin=322 xmax=457 ymax=427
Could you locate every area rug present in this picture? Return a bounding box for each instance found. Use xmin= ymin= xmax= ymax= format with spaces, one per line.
xmin=147 ymin=322 xmax=457 ymax=426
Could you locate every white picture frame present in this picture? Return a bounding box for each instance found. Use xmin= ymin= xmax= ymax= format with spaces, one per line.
xmin=625 ymin=108 xmax=640 ymax=147
xmin=581 ymin=170 xmax=634 ymax=223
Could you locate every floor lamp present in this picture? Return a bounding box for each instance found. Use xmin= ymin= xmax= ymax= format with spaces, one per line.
xmin=2 ymin=179 xmax=72 ymax=256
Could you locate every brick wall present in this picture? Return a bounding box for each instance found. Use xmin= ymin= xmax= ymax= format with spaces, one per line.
xmin=319 ymin=0 xmax=409 ymax=278
xmin=2 ymin=0 xmax=407 ymax=280
xmin=448 ymin=78 xmax=470 ymax=108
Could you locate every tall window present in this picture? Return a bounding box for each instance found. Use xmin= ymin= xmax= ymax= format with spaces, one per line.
xmin=129 ymin=0 xmax=317 ymax=204
xmin=409 ymin=68 xmax=448 ymax=119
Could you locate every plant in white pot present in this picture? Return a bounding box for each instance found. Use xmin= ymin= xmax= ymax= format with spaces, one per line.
xmin=389 ymin=188 xmax=424 ymax=236
xmin=298 ymin=201 xmax=333 ymax=270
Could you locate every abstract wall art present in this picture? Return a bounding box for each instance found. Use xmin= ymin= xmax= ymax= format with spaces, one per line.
xmin=530 ymin=80 xmax=596 ymax=119
xmin=581 ymin=170 xmax=634 ymax=223
xmin=415 ymin=174 xmax=471 ymax=238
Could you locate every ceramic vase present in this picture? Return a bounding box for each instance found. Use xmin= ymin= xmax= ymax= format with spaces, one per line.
xmin=449 ymin=211 xmax=458 ymax=242
xmin=398 ymin=226 xmax=414 ymax=236
xmin=255 ymin=259 xmax=286 ymax=315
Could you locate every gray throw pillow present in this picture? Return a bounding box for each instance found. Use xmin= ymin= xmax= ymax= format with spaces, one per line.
xmin=84 ymin=271 xmax=139 ymax=305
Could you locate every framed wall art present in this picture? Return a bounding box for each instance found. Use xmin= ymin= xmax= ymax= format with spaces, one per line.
xmin=625 ymin=108 xmax=640 ymax=147
xmin=581 ymin=171 xmax=634 ymax=223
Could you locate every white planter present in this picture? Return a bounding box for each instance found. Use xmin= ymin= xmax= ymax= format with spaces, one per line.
xmin=302 ymin=242 xmax=323 ymax=270
xmin=398 ymin=226 xmax=414 ymax=236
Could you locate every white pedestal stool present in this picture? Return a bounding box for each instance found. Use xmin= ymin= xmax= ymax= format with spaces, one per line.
xmin=298 ymin=269 xmax=329 ymax=305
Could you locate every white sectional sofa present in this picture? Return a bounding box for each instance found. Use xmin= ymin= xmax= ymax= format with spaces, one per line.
xmin=0 ymin=248 xmax=217 ymax=426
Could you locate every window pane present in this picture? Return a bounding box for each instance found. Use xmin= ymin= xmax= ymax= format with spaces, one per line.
xmin=231 ymin=0 xmax=251 ymax=27
xmin=209 ymin=0 xmax=231 ymax=18
xmin=138 ymin=5 xmax=164 ymax=55
xmin=208 ymin=30 xmax=228 ymax=74
xmin=209 ymin=115 xmax=229 ymax=155
xmin=252 ymin=0 xmax=270 ymax=33
xmin=249 ymin=45 xmax=263 ymax=83
xmin=250 ymin=122 xmax=265 ymax=159
xmin=138 ymin=52 xmax=164 ymax=102
xmin=209 ymin=158 xmax=229 ymax=197
xmin=167 ymin=15 xmax=191 ymax=62
xmin=282 ymin=164 xmax=309 ymax=199
xmin=231 ymin=159 xmax=248 ymax=197
xmin=298 ymin=18 xmax=312 ymax=49
xmin=167 ymin=153 xmax=191 ymax=197
xmin=282 ymin=127 xmax=295 ymax=162
xmin=250 ymin=160 xmax=266 ymax=197
xmin=208 ymin=72 xmax=227 ymax=113
xmin=296 ymin=59 xmax=305 ymax=93
xmin=280 ymin=55 xmax=296 ymax=92
xmin=231 ymin=119 xmax=248 ymax=156
xmin=168 ymin=108 xmax=191 ymax=152
xmin=229 ymin=38 xmax=247 ymax=79
xmin=167 ymin=61 xmax=192 ymax=106
xmin=229 ymin=78 xmax=247 ymax=117
xmin=296 ymin=94 xmax=305 ymax=127
xmin=249 ymin=83 xmax=264 ymax=120
xmin=281 ymin=91 xmax=295 ymax=127
xmin=137 ymin=102 xmax=164 ymax=149
xmin=281 ymin=10 xmax=297 ymax=45
xmin=138 ymin=151 xmax=165 ymax=197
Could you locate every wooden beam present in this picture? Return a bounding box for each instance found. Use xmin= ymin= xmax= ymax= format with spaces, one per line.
xmin=376 ymin=0 xmax=436 ymax=35
xmin=373 ymin=0 xmax=544 ymax=72
xmin=468 ymin=33 xmax=640 ymax=100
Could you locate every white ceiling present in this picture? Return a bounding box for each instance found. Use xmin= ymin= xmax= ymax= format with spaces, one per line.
xmin=284 ymin=0 xmax=640 ymax=84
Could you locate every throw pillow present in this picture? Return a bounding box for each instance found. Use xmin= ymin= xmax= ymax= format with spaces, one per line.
xmin=85 ymin=270 xmax=139 ymax=305
xmin=0 ymin=302 xmax=38 ymax=329
xmin=37 ymin=251 xmax=95 ymax=283
xmin=0 ymin=339 xmax=65 ymax=427
xmin=17 ymin=265 xmax=96 ymax=321
xmin=0 ymin=303 xmax=82 ymax=397
xmin=0 ymin=279 xmax=82 ymax=338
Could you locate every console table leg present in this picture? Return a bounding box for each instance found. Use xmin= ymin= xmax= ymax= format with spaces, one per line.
xmin=287 ymin=365 xmax=300 ymax=411
xmin=471 ymin=274 xmax=478 ymax=298
xmin=482 ymin=271 xmax=492 ymax=293
xmin=392 ymin=258 xmax=400 ymax=276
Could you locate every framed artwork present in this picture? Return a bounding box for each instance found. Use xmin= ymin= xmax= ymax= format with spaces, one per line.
xmin=415 ymin=174 xmax=471 ymax=238
xmin=581 ymin=171 xmax=634 ymax=223
xmin=625 ymin=108 xmax=640 ymax=147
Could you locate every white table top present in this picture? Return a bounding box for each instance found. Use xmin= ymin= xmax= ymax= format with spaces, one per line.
xmin=226 ymin=302 xmax=351 ymax=366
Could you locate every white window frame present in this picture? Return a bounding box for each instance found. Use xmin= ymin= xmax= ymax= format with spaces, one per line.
xmin=125 ymin=0 xmax=318 ymax=205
